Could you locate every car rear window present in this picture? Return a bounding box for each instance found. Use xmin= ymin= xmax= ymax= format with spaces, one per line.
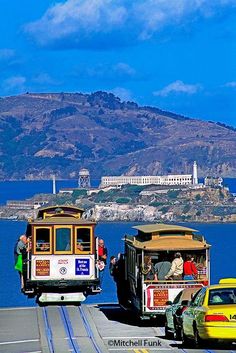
xmin=208 ymin=288 xmax=236 ymax=305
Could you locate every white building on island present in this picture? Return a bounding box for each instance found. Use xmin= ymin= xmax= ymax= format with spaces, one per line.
xmin=100 ymin=162 xmax=198 ymax=188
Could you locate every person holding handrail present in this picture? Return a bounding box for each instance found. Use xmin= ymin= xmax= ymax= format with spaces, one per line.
xmin=14 ymin=234 xmax=30 ymax=290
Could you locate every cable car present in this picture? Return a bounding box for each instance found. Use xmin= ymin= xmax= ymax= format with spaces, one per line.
xmin=21 ymin=205 xmax=101 ymax=304
xmin=114 ymin=223 xmax=210 ymax=319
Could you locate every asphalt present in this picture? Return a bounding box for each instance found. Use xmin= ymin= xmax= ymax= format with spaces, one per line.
xmin=0 ymin=305 xmax=235 ymax=353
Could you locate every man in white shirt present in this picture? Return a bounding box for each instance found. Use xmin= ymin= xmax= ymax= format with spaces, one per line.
xmin=165 ymin=252 xmax=183 ymax=280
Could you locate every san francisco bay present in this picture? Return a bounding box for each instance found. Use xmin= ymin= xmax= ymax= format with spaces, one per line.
xmin=0 ymin=179 xmax=236 ymax=308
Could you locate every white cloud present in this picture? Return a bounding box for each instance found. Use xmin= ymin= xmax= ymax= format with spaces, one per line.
xmin=224 ymin=81 xmax=236 ymax=88
xmin=3 ymin=76 xmax=26 ymax=92
xmin=110 ymin=87 xmax=133 ymax=101
xmin=133 ymin=0 xmax=235 ymax=39
xmin=153 ymin=80 xmax=202 ymax=96
xmin=25 ymin=0 xmax=127 ymax=47
xmin=24 ymin=0 xmax=236 ymax=49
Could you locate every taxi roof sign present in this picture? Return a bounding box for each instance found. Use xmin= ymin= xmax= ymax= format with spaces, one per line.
xmin=219 ymin=278 xmax=236 ymax=285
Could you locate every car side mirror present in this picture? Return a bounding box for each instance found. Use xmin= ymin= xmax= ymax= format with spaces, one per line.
xmin=181 ymin=300 xmax=190 ymax=306
xmin=166 ymin=300 xmax=172 ymax=305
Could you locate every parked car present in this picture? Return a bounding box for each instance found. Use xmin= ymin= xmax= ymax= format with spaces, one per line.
xmin=182 ymin=278 xmax=236 ymax=347
xmin=165 ymin=287 xmax=201 ymax=339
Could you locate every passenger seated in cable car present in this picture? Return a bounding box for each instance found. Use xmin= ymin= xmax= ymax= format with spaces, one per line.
xmin=77 ymin=242 xmax=84 ymax=251
xmin=36 ymin=240 xmax=50 ymax=252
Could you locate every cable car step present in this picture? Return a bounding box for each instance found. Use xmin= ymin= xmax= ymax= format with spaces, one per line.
xmin=38 ymin=292 xmax=86 ymax=303
xmin=23 ymin=289 xmax=35 ymax=294
xmin=92 ymin=287 xmax=102 ymax=293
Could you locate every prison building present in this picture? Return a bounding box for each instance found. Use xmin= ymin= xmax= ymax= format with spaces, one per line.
xmin=100 ymin=174 xmax=193 ymax=188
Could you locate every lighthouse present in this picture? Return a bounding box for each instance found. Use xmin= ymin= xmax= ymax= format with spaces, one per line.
xmin=52 ymin=174 xmax=56 ymax=194
xmin=193 ymin=161 xmax=198 ymax=185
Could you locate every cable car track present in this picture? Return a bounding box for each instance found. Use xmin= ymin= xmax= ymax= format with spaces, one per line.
xmin=78 ymin=305 xmax=102 ymax=353
xmin=60 ymin=306 xmax=81 ymax=353
xmin=42 ymin=307 xmax=55 ymax=353
xmin=42 ymin=306 xmax=104 ymax=353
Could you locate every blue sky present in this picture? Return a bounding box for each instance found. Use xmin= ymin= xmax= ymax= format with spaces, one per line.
xmin=1 ymin=0 xmax=236 ymax=126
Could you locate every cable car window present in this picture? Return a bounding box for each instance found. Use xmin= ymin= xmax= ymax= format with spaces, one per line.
xmin=34 ymin=227 xmax=51 ymax=253
xmin=127 ymin=246 xmax=135 ymax=275
xmin=75 ymin=227 xmax=91 ymax=253
xmin=55 ymin=227 xmax=72 ymax=252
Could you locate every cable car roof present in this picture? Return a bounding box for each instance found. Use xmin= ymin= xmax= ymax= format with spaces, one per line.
xmin=132 ymin=224 xmax=198 ymax=234
xmin=126 ymin=236 xmax=211 ymax=250
xmin=29 ymin=218 xmax=96 ymax=225
xmin=37 ymin=205 xmax=84 ymax=219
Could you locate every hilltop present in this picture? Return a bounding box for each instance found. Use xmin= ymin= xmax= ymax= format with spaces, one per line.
xmin=0 ymin=91 xmax=236 ymax=180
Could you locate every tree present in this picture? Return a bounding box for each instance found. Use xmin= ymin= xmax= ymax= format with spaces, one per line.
xmin=195 ymin=194 xmax=201 ymax=201
xmin=116 ymin=197 xmax=130 ymax=204
xmin=167 ymin=190 xmax=180 ymax=199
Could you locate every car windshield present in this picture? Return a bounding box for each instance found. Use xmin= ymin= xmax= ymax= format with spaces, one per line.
xmin=208 ymin=288 xmax=236 ymax=305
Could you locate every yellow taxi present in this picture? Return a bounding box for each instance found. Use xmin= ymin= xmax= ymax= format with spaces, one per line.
xmin=182 ymin=278 xmax=236 ymax=347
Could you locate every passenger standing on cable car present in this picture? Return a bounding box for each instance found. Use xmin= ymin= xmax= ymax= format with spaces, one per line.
xmin=165 ymin=252 xmax=183 ymax=280
xmin=110 ymin=254 xmax=128 ymax=306
xmin=143 ymin=256 xmax=158 ymax=281
xmin=98 ymin=238 xmax=108 ymax=265
xmin=14 ymin=235 xmax=28 ymax=264
xmin=96 ymin=238 xmax=108 ymax=280
xmin=183 ymin=254 xmax=197 ymax=281
xmin=154 ymin=254 xmax=171 ymax=280
xmin=14 ymin=234 xmax=29 ymax=290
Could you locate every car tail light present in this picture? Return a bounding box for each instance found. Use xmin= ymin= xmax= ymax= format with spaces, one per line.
xmin=205 ymin=314 xmax=229 ymax=322
xmin=202 ymin=280 xmax=208 ymax=286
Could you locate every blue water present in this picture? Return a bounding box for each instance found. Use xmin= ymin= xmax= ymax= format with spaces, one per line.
xmin=0 ymin=179 xmax=100 ymax=206
xmin=1 ymin=220 xmax=236 ymax=308
xmin=0 ymin=179 xmax=236 ymax=308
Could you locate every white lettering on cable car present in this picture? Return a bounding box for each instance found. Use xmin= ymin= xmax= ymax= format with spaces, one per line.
xmin=75 ymin=259 xmax=90 ymax=275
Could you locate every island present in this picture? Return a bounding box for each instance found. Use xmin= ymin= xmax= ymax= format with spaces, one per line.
xmin=1 ymin=183 xmax=236 ymax=223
